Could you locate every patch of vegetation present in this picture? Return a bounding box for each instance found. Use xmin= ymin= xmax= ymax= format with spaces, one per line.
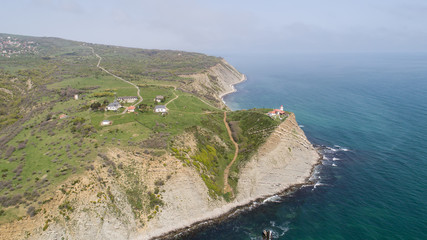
xmin=148 ymin=192 xmax=163 ymax=209
xmin=226 ymin=109 xmax=283 ymax=188
xmin=228 ymin=109 xmax=281 ymax=160
xmin=58 ymin=201 xmax=74 ymax=212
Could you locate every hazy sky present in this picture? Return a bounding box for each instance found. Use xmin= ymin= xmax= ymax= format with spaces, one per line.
xmin=2 ymin=0 xmax=427 ymax=54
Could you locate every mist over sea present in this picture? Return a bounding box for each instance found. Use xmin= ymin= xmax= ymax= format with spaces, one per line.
xmin=185 ymin=53 xmax=427 ymax=239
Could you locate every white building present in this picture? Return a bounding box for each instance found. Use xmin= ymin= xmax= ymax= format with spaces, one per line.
xmin=101 ymin=120 xmax=112 ymax=126
xmin=106 ymin=101 xmax=122 ymax=111
xmin=155 ymin=95 xmax=164 ymax=103
xmin=154 ymin=105 xmax=167 ymax=113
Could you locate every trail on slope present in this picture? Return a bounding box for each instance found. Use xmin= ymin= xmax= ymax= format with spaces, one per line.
xmin=90 ymin=46 xmax=238 ymax=197
xmin=223 ymin=111 xmax=239 ymax=197
xmin=89 ymin=47 xmax=143 ymax=112
xmin=164 ymin=92 xmax=179 ymax=107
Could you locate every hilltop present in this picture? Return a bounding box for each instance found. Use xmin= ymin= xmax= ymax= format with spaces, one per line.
xmin=0 ymin=33 xmax=319 ymax=239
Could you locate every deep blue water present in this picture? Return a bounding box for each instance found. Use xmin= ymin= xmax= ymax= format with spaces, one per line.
xmin=185 ymin=53 xmax=427 ymax=239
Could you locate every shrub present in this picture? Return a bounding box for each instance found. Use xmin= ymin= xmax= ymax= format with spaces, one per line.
xmin=17 ymin=140 xmax=28 ymax=150
xmin=148 ymin=192 xmax=163 ymax=208
xmin=90 ymin=102 xmax=101 ymax=111
xmin=0 ymin=194 xmax=23 ymax=207
xmin=154 ymin=179 xmax=164 ymax=187
xmin=58 ymin=201 xmax=73 ymax=212
xmin=4 ymin=146 xmax=15 ymax=159
xmin=27 ymin=206 xmax=37 ymax=217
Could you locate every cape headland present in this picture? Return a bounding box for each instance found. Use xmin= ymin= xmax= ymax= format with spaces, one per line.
xmin=0 ymin=34 xmax=320 ymax=240
xmin=143 ymin=113 xmax=320 ymax=240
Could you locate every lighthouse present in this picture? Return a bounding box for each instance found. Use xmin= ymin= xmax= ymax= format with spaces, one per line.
xmin=280 ymin=105 xmax=284 ymax=111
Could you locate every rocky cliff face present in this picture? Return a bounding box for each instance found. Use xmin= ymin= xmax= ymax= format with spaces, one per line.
xmin=132 ymin=114 xmax=320 ymax=240
xmin=236 ymin=113 xmax=320 ymax=200
xmin=182 ymin=59 xmax=245 ymax=108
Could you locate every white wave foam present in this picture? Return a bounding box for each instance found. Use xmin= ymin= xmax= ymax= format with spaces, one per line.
xmin=299 ymin=125 xmax=304 ymax=128
xmin=263 ymin=195 xmax=282 ymax=203
xmin=327 ymin=145 xmax=351 ymax=152
xmin=332 ymin=157 xmax=340 ymax=161
xmin=277 ymin=223 xmax=290 ymax=236
xmin=313 ymin=182 xmax=326 ymax=190
xmin=322 ymin=155 xmax=330 ymax=160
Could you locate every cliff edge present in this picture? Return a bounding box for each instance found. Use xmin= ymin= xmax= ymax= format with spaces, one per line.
xmin=140 ymin=113 xmax=320 ymax=239
xmin=237 ymin=113 xmax=320 ymax=200
xmin=182 ymin=59 xmax=246 ymax=108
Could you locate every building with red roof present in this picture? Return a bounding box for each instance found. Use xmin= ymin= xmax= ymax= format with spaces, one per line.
xmin=268 ymin=105 xmax=286 ymax=117
xmin=127 ymin=106 xmax=136 ymax=113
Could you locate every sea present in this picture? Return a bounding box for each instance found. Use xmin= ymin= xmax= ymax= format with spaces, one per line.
xmin=184 ymin=53 xmax=427 ymax=239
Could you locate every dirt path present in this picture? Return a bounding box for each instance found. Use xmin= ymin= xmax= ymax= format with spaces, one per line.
xmin=88 ymin=46 xmax=143 ymax=112
xmin=90 ymin=45 xmax=237 ymax=197
xmin=165 ymin=92 xmax=179 ymax=107
xmin=223 ymin=111 xmax=239 ymax=196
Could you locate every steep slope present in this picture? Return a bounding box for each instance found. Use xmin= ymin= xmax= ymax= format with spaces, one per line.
xmin=237 ymin=113 xmax=320 ymax=199
xmin=181 ymin=59 xmax=246 ymax=109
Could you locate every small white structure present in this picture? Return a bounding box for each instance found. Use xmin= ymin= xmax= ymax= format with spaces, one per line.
xmin=117 ymin=96 xmax=138 ymax=103
xmin=74 ymin=94 xmax=79 ymax=100
xmin=106 ymin=101 xmax=122 ymax=111
xmin=155 ymin=95 xmax=164 ymax=103
xmin=101 ymin=120 xmax=112 ymax=126
xmin=154 ymin=105 xmax=167 ymax=113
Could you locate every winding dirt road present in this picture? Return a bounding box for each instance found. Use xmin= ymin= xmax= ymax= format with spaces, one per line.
xmin=89 ymin=45 xmax=239 ymax=197
xmin=89 ymin=47 xmax=143 ymax=109
xmin=223 ymin=111 xmax=239 ymax=196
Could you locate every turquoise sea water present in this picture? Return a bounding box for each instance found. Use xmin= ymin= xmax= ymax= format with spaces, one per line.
xmin=184 ymin=53 xmax=427 ymax=239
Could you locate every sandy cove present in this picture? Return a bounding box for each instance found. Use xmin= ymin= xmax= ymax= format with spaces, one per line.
xmin=140 ymin=113 xmax=320 ymax=240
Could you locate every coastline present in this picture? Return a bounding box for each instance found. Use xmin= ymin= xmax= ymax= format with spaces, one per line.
xmin=148 ymin=75 xmax=321 ymax=240
xmin=153 ymin=159 xmax=321 ymax=240
xmin=218 ymin=73 xmax=247 ymax=107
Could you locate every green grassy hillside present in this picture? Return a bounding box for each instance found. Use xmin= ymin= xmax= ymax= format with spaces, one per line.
xmin=0 ymin=33 xmax=283 ymax=223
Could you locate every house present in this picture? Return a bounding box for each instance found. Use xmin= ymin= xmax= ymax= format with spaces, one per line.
xmin=154 ymin=105 xmax=167 ymax=113
xmin=101 ymin=120 xmax=112 ymax=126
xmin=59 ymin=114 xmax=68 ymax=119
xmin=268 ymin=105 xmax=286 ymax=117
xmin=106 ymin=100 xmax=122 ymax=111
xmin=155 ymin=95 xmax=164 ymax=103
xmin=74 ymin=94 xmax=79 ymax=100
xmin=127 ymin=106 xmax=135 ymax=113
xmin=117 ymin=96 xmax=138 ymax=103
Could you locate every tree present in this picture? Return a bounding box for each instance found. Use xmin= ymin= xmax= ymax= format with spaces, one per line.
xmin=138 ymin=104 xmax=150 ymax=112
xmin=90 ymin=102 xmax=101 ymax=111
